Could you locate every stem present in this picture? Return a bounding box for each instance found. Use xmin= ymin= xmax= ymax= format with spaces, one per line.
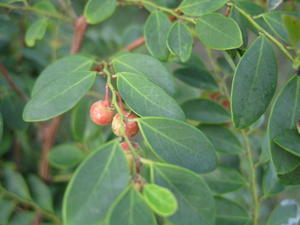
xmin=230 ymin=3 xmax=295 ymax=62
xmin=123 ymin=36 xmax=145 ymax=51
xmin=104 ymin=66 xmax=139 ymax=176
xmin=0 ymin=63 xmax=28 ymax=102
xmin=0 ymin=3 xmax=71 ymax=22
xmin=0 ymin=186 xmax=62 ymax=225
xmin=242 ymin=131 xmax=260 ymax=225
xmin=123 ymin=0 xmax=196 ymax=24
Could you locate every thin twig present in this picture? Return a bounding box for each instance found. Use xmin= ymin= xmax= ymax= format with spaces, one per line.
xmin=0 ymin=63 xmax=28 ymax=102
xmin=123 ymin=36 xmax=145 ymax=51
xmin=0 ymin=3 xmax=71 ymax=21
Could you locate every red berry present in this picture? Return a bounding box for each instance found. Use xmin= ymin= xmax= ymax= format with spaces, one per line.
xmin=89 ymin=100 xmax=114 ymax=125
xmin=112 ymin=112 xmax=139 ymax=138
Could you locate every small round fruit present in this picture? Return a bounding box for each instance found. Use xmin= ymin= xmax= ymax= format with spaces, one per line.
xmin=221 ymin=100 xmax=230 ymax=109
xmin=112 ymin=112 xmax=139 ymax=138
xmin=89 ymin=100 xmax=114 ymax=125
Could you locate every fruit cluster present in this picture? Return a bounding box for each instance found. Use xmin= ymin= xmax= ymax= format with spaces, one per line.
xmin=89 ymin=85 xmax=140 ymax=173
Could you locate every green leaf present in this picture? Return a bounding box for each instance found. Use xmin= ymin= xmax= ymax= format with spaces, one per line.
xmin=3 ymin=168 xmax=31 ymax=200
xmin=278 ymin=166 xmax=300 ymax=185
xmin=196 ymin=13 xmax=243 ymax=50
xmin=84 ymin=0 xmax=116 ymax=24
xmin=0 ymin=112 xmax=3 ymax=142
xmin=274 ymin=129 xmax=300 ymax=157
xmin=48 ymin=144 xmax=85 ymax=169
xmin=31 ymin=55 xmax=94 ymax=96
xmin=144 ymin=10 xmax=172 ymax=60
xmin=108 ymin=187 xmax=157 ymax=225
xmin=23 ymin=56 xmax=95 ymax=122
xmin=268 ymin=76 xmax=300 ymax=174
xmin=263 ymin=11 xmax=300 ymax=44
xmin=262 ymin=163 xmax=284 ymax=197
xmin=8 ymin=212 xmax=36 ymax=225
xmin=198 ymin=125 xmax=243 ymax=154
xmin=139 ymin=117 xmax=217 ymax=172
xmin=63 ymin=141 xmax=130 ymax=225
xmin=143 ymin=184 xmax=178 ymax=216
xmin=112 ymin=53 xmax=176 ymax=95
xmin=182 ymin=99 xmax=230 ymax=124
xmin=25 ymin=18 xmax=48 ymax=47
xmin=71 ymin=98 xmax=104 ymax=144
xmin=167 ymin=22 xmax=193 ymax=62
xmin=23 ymin=70 xmax=95 ymax=121
xmin=266 ymin=200 xmax=300 ymax=225
xmin=152 ymin=163 xmax=215 ymax=225
xmin=283 ymin=14 xmax=300 ymax=47
xmin=34 ymin=0 xmax=57 ymax=14
xmin=174 ymin=67 xmax=218 ymax=90
xmin=178 ymin=0 xmax=228 ymax=16
xmin=117 ymin=73 xmax=185 ymax=120
xmin=27 ymin=175 xmax=53 ymax=211
xmin=204 ymin=167 xmax=247 ymax=194
xmin=0 ymin=197 xmax=15 ymax=225
xmin=215 ymin=197 xmax=249 ymax=225
xmin=231 ymin=36 xmax=277 ymax=128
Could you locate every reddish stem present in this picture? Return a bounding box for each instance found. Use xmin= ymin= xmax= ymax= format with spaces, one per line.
xmin=105 ymin=84 xmax=110 ymax=103
xmin=117 ymin=93 xmax=126 ymax=114
xmin=123 ymin=36 xmax=145 ymax=51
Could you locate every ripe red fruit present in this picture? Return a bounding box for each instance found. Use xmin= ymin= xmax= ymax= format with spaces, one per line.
xmin=90 ymin=100 xmax=114 ymax=125
xmin=112 ymin=112 xmax=139 ymax=138
xmin=90 ymin=85 xmax=114 ymax=126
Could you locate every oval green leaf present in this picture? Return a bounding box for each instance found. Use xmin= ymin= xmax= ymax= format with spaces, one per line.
xmin=274 ymin=129 xmax=300 ymax=157
xmin=152 ymin=162 xmax=215 ymax=225
xmin=266 ymin=200 xmax=300 ymax=225
xmin=268 ymin=76 xmax=300 ymax=174
xmin=198 ymin=125 xmax=243 ymax=154
xmin=23 ymin=70 xmax=96 ymax=121
xmin=48 ymin=144 xmax=85 ymax=169
xmin=118 ymin=73 xmax=185 ymax=120
xmin=27 ymin=175 xmax=53 ymax=211
xmin=31 ymin=55 xmax=94 ymax=96
xmin=108 ymin=187 xmax=157 ymax=225
xmin=25 ymin=18 xmax=48 ymax=47
xmin=167 ymin=22 xmax=193 ymax=62
xmin=215 ymin=197 xmax=249 ymax=225
xmin=178 ymin=0 xmax=228 ymax=16
xmin=263 ymin=11 xmax=300 ymax=44
xmin=174 ymin=67 xmax=218 ymax=90
xmin=144 ymin=10 xmax=172 ymax=60
xmin=231 ymin=36 xmax=277 ymax=128
xmin=182 ymin=99 xmax=230 ymax=124
xmin=204 ymin=167 xmax=247 ymax=194
xmin=84 ymin=0 xmax=116 ymax=24
xmin=3 ymin=168 xmax=31 ymax=200
xmin=0 ymin=112 xmax=3 ymax=142
xmin=63 ymin=141 xmax=130 ymax=225
xmin=112 ymin=53 xmax=176 ymax=95
xmin=262 ymin=163 xmax=284 ymax=197
xmin=139 ymin=117 xmax=217 ymax=172
xmin=196 ymin=13 xmax=243 ymax=50
xmin=143 ymin=184 xmax=177 ymax=216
